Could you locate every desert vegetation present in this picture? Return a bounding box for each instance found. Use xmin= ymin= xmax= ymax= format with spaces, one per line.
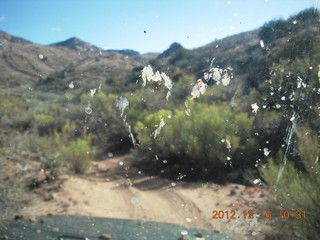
xmin=0 ymin=8 xmax=319 ymax=239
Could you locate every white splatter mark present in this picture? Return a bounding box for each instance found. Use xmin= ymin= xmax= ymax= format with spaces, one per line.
xmin=153 ymin=70 xmax=162 ymax=82
xmin=107 ymin=152 xmax=113 ymax=158
xmin=211 ymin=68 xmax=223 ymax=83
xmin=141 ymin=65 xmax=155 ymax=87
xmin=131 ymin=197 xmax=141 ymax=205
xmin=281 ymin=96 xmax=286 ymax=101
xmin=90 ymin=88 xmax=96 ymax=97
xmin=191 ymin=79 xmax=208 ymax=99
xmin=289 ymin=92 xmax=295 ymax=101
xmin=260 ymin=40 xmax=265 ymax=48
xmin=203 ymin=67 xmax=233 ymax=86
xmin=297 ymin=76 xmax=306 ymax=88
xmin=263 ymin=148 xmax=270 ymax=157
xmin=292 ymin=20 xmax=297 ymax=24
xmin=276 ymin=112 xmax=299 ymax=185
xmin=116 ymin=96 xmax=129 ymax=117
xmin=38 ymin=54 xmax=44 ymax=60
xmin=141 ymin=65 xmax=173 ymax=100
xmin=165 ymin=91 xmax=171 ymax=101
xmin=85 ymin=101 xmax=92 ymax=115
xmin=153 ymin=118 xmax=166 ymax=139
xmin=162 ymin=72 xmax=173 ymax=100
xmin=230 ymin=91 xmax=238 ymax=107
xmin=226 ymin=139 xmax=231 ymax=149
xmin=253 ymin=178 xmax=261 ymax=185
xmin=161 ymin=72 xmax=173 ymax=90
xmin=69 ymin=81 xmax=74 ymax=88
xmin=119 ymin=161 xmax=124 ymax=166
xmin=126 ymin=122 xmax=137 ymax=146
xmin=251 ymin=103 xmax=259 ymax=114
xmin=184 ymin=100 xmax=191 ymax=116
xmin=171 ymin=182 xmax=176 ymax=187
xmin=210 ymin=57 xmax=216 ymax=66
xmin=116 ymin=96 xmax=137 ymax=146
xmin=221 ymin=72 xmax=231 ymax=86
xmin=181 ymin=230 xmax=188 ymax=236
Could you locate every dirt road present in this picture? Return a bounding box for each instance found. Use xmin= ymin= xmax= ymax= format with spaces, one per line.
xmin=20 ymin=154 xmax=271 ymax=240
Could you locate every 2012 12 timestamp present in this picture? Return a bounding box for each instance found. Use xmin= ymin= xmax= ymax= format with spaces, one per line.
xmin=212 ymin=210 xmax=307 ymax=220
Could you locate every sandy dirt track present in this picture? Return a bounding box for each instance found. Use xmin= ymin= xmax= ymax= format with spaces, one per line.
xmin=20 ymin=154 xmax=271 ymax=240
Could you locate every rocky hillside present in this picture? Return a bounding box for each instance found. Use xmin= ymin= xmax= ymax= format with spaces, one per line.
xmin=150 ymin=8 xmax=319 ymax=92
xmin=1 ymin=8 xmax=318 ymax=93
xmin=0 ymin=32 xmax=156 ymax=90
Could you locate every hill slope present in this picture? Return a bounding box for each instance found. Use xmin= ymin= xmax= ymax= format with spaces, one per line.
xmin=1 ymin=8 xmax=319 ymax=92
xmin=0 ymin=33 xmax=146 ymax=89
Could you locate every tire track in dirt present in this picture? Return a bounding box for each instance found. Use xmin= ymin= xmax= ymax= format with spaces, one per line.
xmin=155 ymin=188 xmax=207 ymax=229
xmin=20 ymin=155 xmax=270 ymax=240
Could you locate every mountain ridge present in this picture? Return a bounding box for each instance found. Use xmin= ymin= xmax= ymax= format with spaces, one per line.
xmin=50 ymin=37 xmax=98 ymax=52
xmin=0 ymin=8 xmax=319 ymax=90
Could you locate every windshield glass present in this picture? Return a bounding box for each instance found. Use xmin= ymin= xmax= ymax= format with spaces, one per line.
xmin=0 ymin=1 xmax=319 ymax=240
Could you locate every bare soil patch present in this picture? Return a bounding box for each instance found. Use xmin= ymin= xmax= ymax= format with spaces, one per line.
xmin=20 ymin=154 xmax=271 ymax=240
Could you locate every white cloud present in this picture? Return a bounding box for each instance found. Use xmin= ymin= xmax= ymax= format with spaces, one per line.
xmin=0 ymin=16 xmax=6 ymax=23
xmin=50 ymin=27 xmax=62 ymax=32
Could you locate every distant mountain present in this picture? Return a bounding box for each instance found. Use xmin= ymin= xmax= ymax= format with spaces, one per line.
xmin=0 ymin=8 xmax=318 ymax=93
xmin=106 ymin=49 xmax=159 ymax=64
xmin=0 ymin=31 xmax=30 ymax=44
xmin=106 ymin=49 xmax=140 ymax=56
xmin=51 ymin=37 xmax=99 ymax=52
xmin=0 ymin=33 xmax=144 ymax=89
xmin=158 ymin=42 xmax=184 ymax=59
xmin=154 ymin=8 xmax=320 ymax=92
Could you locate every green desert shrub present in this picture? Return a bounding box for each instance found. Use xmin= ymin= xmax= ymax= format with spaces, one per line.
xmin=0 ymin=94 xmax=32 ymax=130
xmin=134 ymin=101 xmax=256 ymax=181
xmin=0 ymin=158 xmax=24 ymax=220
xmin=33 ymin=121 xmax=77 ymax=179
xmin=60 ymin=136 xmax=96 ymax=174
xmin=0 ymin=94 xmax=27 ymax=114
xmin=33 ymin=113 xmax=56 ymax=134
xmin=80 ymin=91 xmax=132 ymax=152
xmin=260 ymin=125 xmax=320 ymax=240
xmin=36 ymin=135 xmax=65 ymax=179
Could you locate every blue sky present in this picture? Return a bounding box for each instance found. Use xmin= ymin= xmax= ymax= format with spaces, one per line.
xmin=0 ymin=0 xmax=317 ymax=53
